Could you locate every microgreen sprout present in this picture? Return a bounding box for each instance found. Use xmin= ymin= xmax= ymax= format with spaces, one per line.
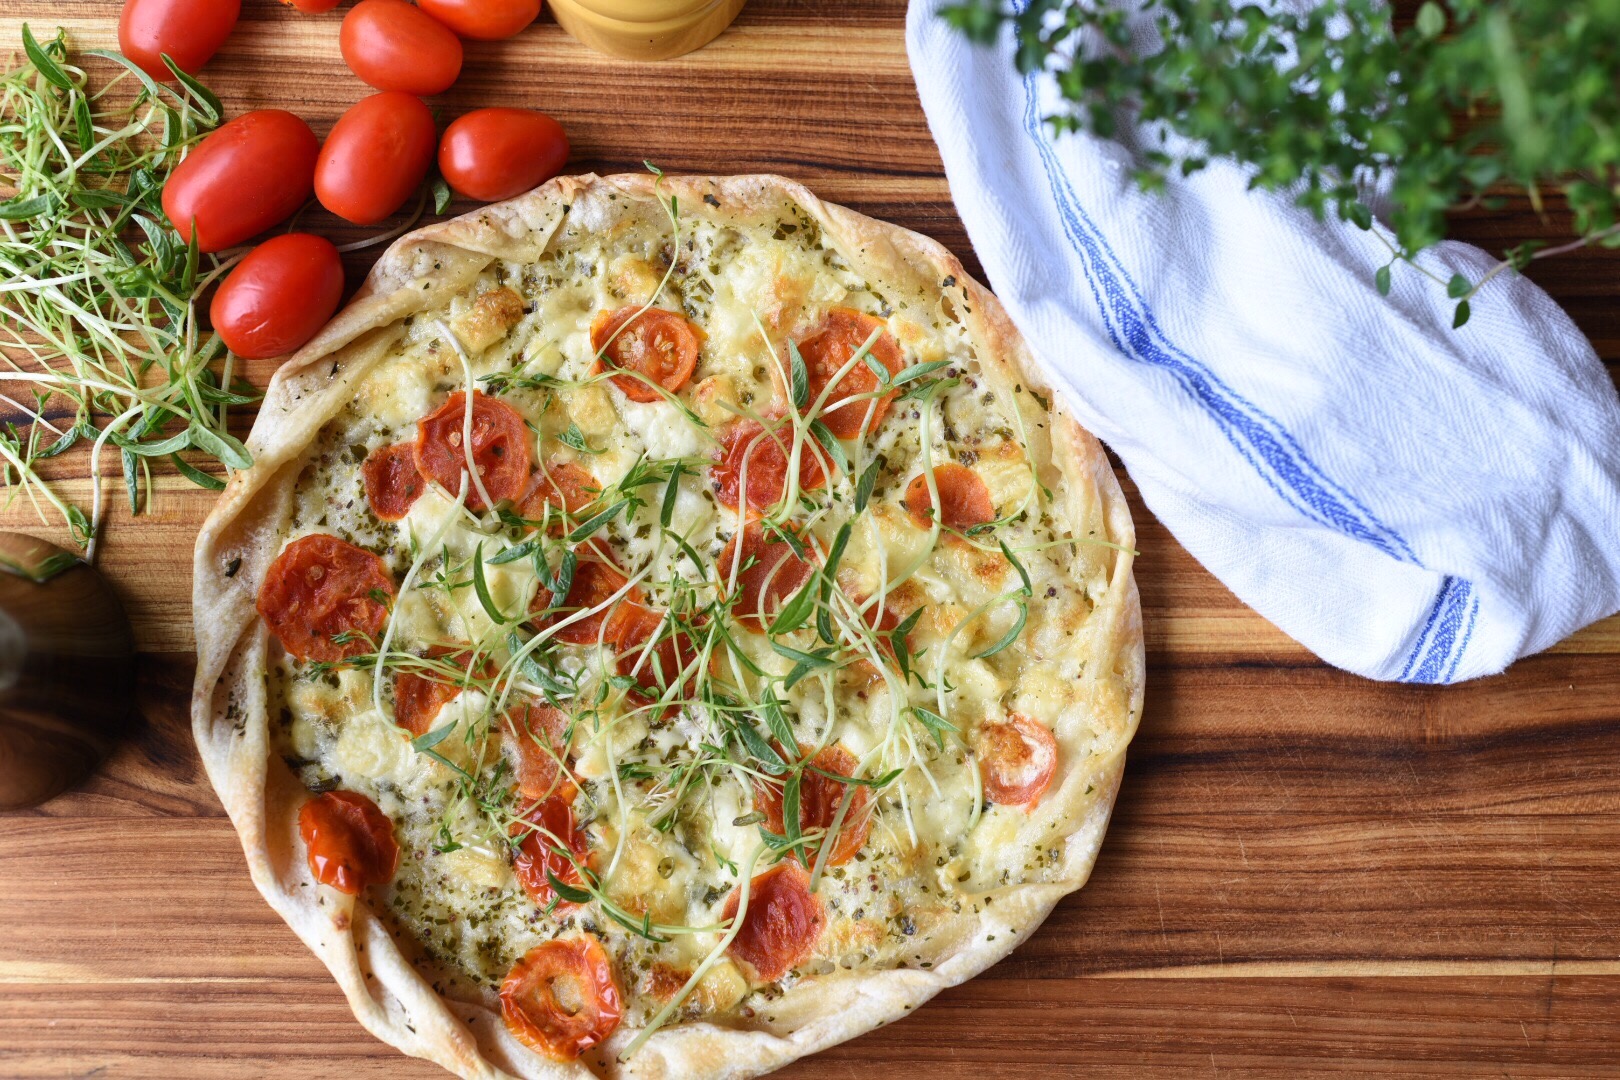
xmin=0 ymin=28 xmax=253 ymax=555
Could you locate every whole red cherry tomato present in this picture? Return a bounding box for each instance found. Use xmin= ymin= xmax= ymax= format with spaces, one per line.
xmin=315 ymin=92 xmax=436 ymax=226
xmin=340 ymin=0 xmax=463 ymax=97
xmin=210 ymin=234 xmax=344 ymax=359
xmin=118 ymin=0 xmax=240 ymax=81
xmin=438 ymin=108 xmax=569 ymax=203
xmin=281 ymin=0 xmax=341 ymax=12
xmin=162 ymin=110 xmax=319 ymax=252
xmin=417 ymin=0 xmax=541 ymax=40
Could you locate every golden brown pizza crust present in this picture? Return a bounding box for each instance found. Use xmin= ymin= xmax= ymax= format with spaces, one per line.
xmin=191 ymin=173 xmax=1143 ymax=1080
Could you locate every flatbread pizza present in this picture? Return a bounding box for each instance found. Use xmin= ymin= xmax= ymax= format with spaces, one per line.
xmin=191 ymin=172 xmax=1142 ymax=1079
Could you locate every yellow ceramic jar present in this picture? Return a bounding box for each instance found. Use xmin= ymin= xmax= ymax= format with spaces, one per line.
xmin=549 ymin=0 xmax=748 ymax=61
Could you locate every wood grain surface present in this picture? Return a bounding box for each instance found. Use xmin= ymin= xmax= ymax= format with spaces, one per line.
xmin=3 ymin=2 xmax=1620 ymax=1077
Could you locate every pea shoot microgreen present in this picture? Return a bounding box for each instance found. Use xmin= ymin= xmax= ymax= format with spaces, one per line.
xmin=0 ymin=28 xmax=252 ymax=555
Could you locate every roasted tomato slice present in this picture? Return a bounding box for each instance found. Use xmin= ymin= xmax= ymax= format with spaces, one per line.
xmin=718 ymin=522 xmax=816 ymax=633
xmin=904 ymin=462 xmax=995 ymax=532
xmin=608 ymin=604 xmax=700 ymax=700
xmin=392 ymin=646 xmax=491 ymax=736
xmin=257 ymin=534 xmax=394 ymax=662
xmin=589 ymin=306 xmax=702 ymax=403
xmin=531 ymin=556 xmax=640 ymax=646
xmin=503 ymin=700 xmax=574 ymax=800
xmin=755 ymin=743 xmax=873 ymax=867
xmin=517 ymin=460 xmax=601 ymax=529
xmin=298 ymin=790 xmax=399 ymax=894
xmin=851 ymin=587 xmax=916 ymax=663
xmin=500 ymin=936 xmax=622 ymax=1061
xmin=978 ymin=713 xmax=1059 ymax=807
xmin=362 ymin=442 xmax=425 ymax=521
xmin=711 ymin=419 xmax=828 ymax=514
xmin=793 ymin=308 xmax=904 ymax=439
xmin=510 ymin=794 xmax=588 ymax=910
xmin=723 ymin=861 xmax=825 ymax=983
xmin=414 ymin=390 xmax=532 ymax=511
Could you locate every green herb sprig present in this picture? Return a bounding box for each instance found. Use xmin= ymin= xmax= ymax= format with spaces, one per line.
xmin=0 ymin=28 xmax=251 ymax=554
xmin=941 ymin=0 xmax=1620 ymax=327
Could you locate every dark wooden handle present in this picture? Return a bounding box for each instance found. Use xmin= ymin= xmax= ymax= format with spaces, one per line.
xmin=0 ymin=535 xmax=135 ymax=811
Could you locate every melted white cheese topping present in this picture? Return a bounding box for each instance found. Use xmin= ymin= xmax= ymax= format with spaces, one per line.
xmin=267 ymin=187 xmax=1135 ymax=1023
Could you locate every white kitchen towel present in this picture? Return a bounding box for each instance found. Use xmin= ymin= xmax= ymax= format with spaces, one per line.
xmin=906 ymin=0 xmax=1620 ymax=682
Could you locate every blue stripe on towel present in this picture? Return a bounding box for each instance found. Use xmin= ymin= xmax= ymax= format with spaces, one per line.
xmin=1398 ymin=577 xmax=1482 ymax=684
xmin=1016 ymin=66 xmax=1475 ymax=681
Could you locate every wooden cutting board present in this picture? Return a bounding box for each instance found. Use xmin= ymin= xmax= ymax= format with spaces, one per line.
xmin=3 ymin=2 xmax=1619 ymax=1076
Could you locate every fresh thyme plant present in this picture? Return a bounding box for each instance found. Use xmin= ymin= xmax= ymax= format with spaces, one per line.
xmin=0 ymin=26 xmax=250 ymax=556
xmin=940 ymin=0 xmax=1620 ymax=327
